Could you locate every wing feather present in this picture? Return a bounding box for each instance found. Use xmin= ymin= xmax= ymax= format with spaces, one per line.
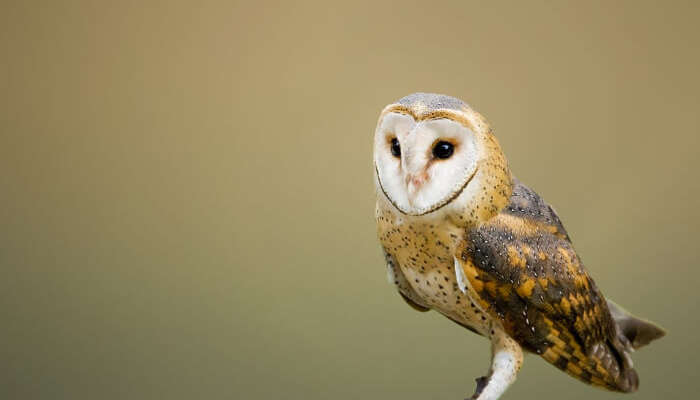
xmin=461 ymin=180 xmax=638 ymax=392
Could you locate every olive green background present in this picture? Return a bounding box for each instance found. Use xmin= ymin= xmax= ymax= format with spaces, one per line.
xmin=2 ymin=1 xmax=698 ymax=399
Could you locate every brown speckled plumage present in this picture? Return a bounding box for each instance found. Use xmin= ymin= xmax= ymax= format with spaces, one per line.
xmin=462 ymin=179 xmax=637 ymax=391
xmin=374 ymin=93 xmax=664 ymax=399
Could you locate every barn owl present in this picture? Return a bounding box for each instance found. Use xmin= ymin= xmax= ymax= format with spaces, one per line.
xmin=373 ymin=93 xmax=665 ymax=400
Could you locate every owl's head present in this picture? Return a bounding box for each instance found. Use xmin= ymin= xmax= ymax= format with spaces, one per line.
xmin=373 ymin=93 xmax=512 ymax=223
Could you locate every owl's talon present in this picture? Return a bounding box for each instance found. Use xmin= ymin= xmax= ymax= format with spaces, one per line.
xmin=468 ymin=375 xmax=489 ymax=399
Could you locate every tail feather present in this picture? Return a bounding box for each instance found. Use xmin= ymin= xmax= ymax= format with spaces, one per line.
xmin=593 ymin=299 xmax=665 ymax=392
xmin=607 ymin=300 xmax=666 ymax=350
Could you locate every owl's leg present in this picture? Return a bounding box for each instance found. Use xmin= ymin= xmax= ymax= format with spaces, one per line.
xmin=469 ymin=330 xmax=523 ymax=400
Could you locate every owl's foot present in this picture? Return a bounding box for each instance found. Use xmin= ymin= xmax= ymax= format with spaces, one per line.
xmin=465 ymin=330 xmax=523 ymax=400
xmin=466 ymin=376 xmax=490 ymax=400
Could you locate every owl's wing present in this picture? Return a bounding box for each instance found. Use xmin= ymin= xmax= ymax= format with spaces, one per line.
xmin=458 ymin=180 xmax=638 ymax=392
xmin=382 ymin=248 xmax=430 ymax=312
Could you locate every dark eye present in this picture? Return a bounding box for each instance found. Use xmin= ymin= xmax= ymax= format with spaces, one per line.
xmin=390 ymin=138 xmax=401 ymax=158
xmin=432 ymin=141 xmax=454 ymax=159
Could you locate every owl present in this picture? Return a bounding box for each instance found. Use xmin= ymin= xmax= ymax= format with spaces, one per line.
xmin=373 ymin=93 xmax=665 ymax=400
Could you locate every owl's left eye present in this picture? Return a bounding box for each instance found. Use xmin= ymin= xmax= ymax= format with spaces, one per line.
xmin=390 ymin=138 xmax=401 ymax=158
xmin=433 ymin=141 xmax=454 ymax=159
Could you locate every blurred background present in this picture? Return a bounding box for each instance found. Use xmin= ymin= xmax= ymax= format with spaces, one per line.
xmin=2 ymin=1 xmax=699 ymax=399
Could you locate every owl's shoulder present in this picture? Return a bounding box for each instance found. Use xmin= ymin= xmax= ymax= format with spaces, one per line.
xmin=499 ymin=178 xmax=571 ymax=241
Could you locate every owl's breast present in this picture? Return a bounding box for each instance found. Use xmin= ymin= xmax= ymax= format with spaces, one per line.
xmin=377 ymin=207 xmax=492 ymax=336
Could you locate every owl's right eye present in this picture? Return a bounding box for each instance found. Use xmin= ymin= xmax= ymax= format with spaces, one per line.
xmin=390 ymin=138 xmax=401 ymax=158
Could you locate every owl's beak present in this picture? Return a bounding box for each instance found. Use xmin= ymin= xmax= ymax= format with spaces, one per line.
xmin=406 ymin=171 xmax=428 ymax=196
